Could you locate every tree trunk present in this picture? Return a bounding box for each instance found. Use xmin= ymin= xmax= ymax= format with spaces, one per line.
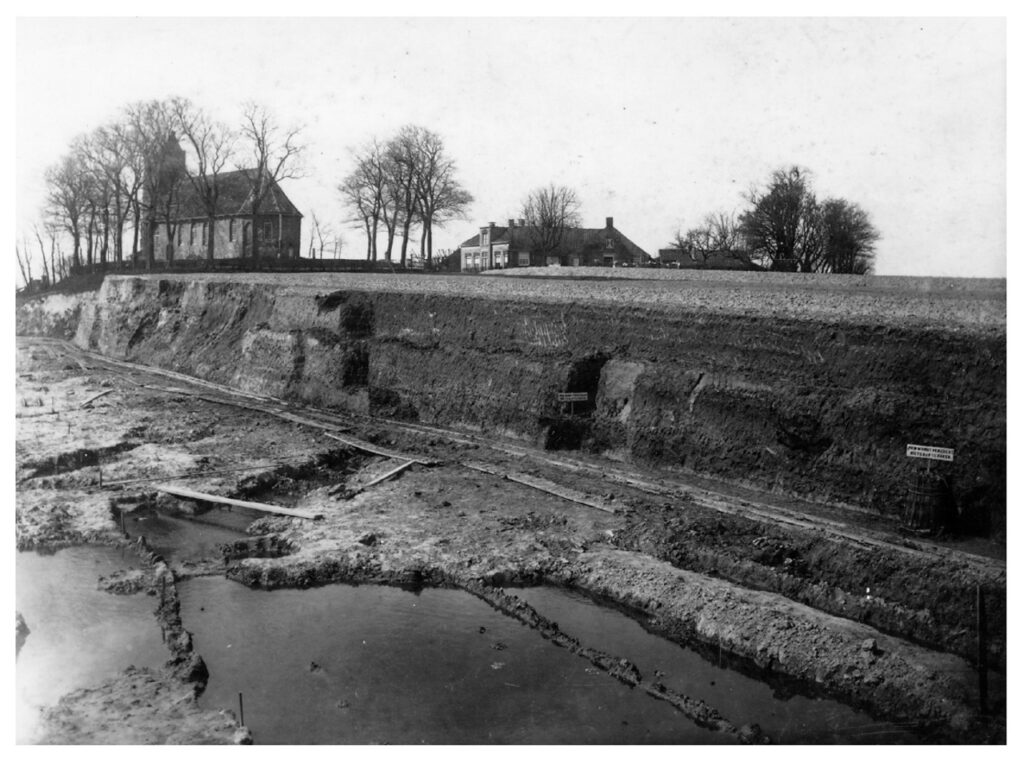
xmin=130 ymin=200 xmax=140 ymax=268
xmin=101 ymin=208 xmax=110 ymax=268
xmin=86 ymin=216 xmax=95 ymax=272
xmin=399 ymin=214 xmax=413 ymax=267
xmin=72 ymin=227 xmax=81 ymax=270
xmin=207 ymin=215 xmax=216 ymax=262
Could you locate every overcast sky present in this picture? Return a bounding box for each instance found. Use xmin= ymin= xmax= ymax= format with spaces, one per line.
xmin=15 ymin=15 xmax=1007 ymax=277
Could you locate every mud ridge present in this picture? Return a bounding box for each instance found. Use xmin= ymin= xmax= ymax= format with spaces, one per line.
xmin=613 ymin=501 xmax=1007 ymax=669
xmin=21 ymin=441 xmax=142 ymax=481
xmin=224 ymin=554 xmax=758 ymax=740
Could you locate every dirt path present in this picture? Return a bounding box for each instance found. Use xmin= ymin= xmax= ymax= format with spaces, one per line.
xmin=15 ymin=337 xmax=1006 ymax=744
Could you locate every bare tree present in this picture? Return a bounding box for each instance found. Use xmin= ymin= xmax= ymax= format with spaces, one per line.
xmin=340 ymin=140 xmax=390 ymax=261
xmin=78 ymin=134 xmax=118 ymax=270
xmin=125 ymin=99 xmax=188 ymax=267
xmin=80 ymin=123 xmax=140 ymax=265
xmin=819 ymin=198 xmax=879 ymax=274
xmin=386 ymin=126 xmax=423 ymax=267
xmin=44 ymin=151 xmax=89 ymax=269
xmin=412 ymin=128 xmax=473 ymax=263
xmin=520 ymin=184 xmax=582 ymax=255
xmin=308 ymin=211 xmax=337 ymax=259
xmin=173 ymin=98 xmax=237 ymax=262
xmin=238 ymin=102 xmax=304 ymax=259
xmin=671 ymin=211 xmax=757 ymax=268
xmin=739 ymin=166 xmax=823 ymax=272
xmin=32 ymin=224 xmax=51 ymax=286
xmin=15 ymin=237 xmax=33 ymax=289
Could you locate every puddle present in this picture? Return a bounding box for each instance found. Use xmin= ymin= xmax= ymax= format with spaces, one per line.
xmin=179 ymin=578 xmax=735 ymax=745
xmin=513 ymin=585 xmax=920 ymax=744
xmin=124 ymin=506 xmax=258 ymax=563
xmin=15 ymin=546 xmax=169 ymax=744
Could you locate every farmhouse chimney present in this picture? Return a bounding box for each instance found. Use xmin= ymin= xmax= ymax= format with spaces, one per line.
xmin=606 ymin=217 xmax=614 ymax=229
xmin=489 ymin=221 xmax=496 ymax=229
xmin=508 ymin=218 xmax=515 ymax=228
xmin=518 ymin=219 xmax=525 ymax=227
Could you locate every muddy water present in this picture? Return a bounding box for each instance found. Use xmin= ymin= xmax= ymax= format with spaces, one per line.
xmin=179 ymin=578 xmax=736 ymax=745
xmin=124 ymin=506 xmax=257 ymax=562
xmin=515 ymin=586 xmax=920 ymax=744
xmin=15 ymin=547 xmax=169 ymax=744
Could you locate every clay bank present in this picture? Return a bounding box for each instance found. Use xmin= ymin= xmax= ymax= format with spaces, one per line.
xmin=15 ymin=270 xmax=1006 ymax=744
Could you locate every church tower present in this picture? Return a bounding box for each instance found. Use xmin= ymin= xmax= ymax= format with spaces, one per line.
xmin=141 ymin=132 xmax=187 ymax=264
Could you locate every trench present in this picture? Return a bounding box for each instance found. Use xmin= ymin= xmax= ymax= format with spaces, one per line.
xmin=112 ymin=468 xmax=923 ymax=745
xmin=17 ymin=470 xmax=928 ymax=746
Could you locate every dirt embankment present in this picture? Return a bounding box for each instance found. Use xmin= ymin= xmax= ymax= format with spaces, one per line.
xmin=50 ymin=273 xmax=1005 ymax=538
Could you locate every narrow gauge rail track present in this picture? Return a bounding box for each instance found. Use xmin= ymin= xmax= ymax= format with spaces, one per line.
xmin=20 ymin=336 xmax=1005 ymax=579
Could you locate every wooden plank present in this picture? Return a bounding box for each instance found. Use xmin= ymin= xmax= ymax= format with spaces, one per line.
xmin=336 ymin=460 xmax=418 ymax=498
xmin=150 ymin=385 xmax=351 ymax=434
xmin=323 ymin=432 xmax=432 ymax=466
xmin=462 ymin=461 xmax=617 ymax=513
xmin=155 ymin=484 xmax=323 ymax=520
xmin=361 ymin=460 xmax=416 ymax=490
xmin=80 ymin=389 xmax=114 ymax=408
xmin=557 ymin=392 xmax=589 ymax=402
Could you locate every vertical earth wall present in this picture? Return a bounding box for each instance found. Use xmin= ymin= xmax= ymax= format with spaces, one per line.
xmin=53 ymin=276 xmax=1006 ymax=538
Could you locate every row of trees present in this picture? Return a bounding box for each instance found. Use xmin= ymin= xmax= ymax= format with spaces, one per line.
xmin=339 ymin=126 xmax=473 ymax=266
xmin=671 ymin=167 xmax=880 ymax=274
xmin=30 ymin=97 xmax=304 ymax=288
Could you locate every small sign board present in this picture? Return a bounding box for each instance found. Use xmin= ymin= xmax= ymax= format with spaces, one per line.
xmin=557 ymin=392 xmax=589 ymax=403
xmin=906 ymin=444 xmax=954 ymax=462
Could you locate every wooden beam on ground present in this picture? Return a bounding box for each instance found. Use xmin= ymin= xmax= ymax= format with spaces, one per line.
xmin=154 ymin=484 xmax=323 ymax=520
xmin=462 ymin=461 xmax=618 ymax=513
xmin=357 ymin=460 xmax=416 ymax=493
xmin=149 ymin=385 xmax=351 ymax=435
xmin=323 ymin=432 xmax=432 ymax=466
xmin=80 ymin=389 xmax=114 ymax=408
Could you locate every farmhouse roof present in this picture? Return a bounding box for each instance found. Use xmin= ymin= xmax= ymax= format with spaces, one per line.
xmin=459 ymin=223 xmax=649 ymax=259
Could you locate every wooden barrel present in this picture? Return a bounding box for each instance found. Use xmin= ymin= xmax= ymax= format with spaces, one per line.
xmin=902 ymin=474 xmax=949 ymax=534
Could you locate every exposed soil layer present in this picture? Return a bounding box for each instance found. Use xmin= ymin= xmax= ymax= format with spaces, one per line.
xmin=43 ymin=273 xmax=1005 ymax=538
xmin=612 ymin=499 xmax=1005 ymax=669
xmin=14 ymin=272 xmax=1007 ymax=745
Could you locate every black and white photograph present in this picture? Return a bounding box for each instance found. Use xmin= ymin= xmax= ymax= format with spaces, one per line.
xmin=11 ymin=7 xmax=1009 ymax=747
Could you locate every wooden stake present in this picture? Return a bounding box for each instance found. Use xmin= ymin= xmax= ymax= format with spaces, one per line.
xmin=977 ymin=584 xmax=988 ymax=713
xmin=238 ymin=692 xmax=245 ymax=726
xmin=80 ymin=388 xmax=113 ymax=408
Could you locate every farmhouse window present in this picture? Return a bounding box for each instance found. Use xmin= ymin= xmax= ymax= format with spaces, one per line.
xmin=189 ymin=223 xmax=195 ymax=245
xmin=262 ymin=221 xmax=273 ymax=240
xmin=229 ymin=219 xmax=234 ymax=241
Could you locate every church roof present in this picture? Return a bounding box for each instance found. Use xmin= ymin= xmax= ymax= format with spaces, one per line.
xmin=170 ymin=169 xmax=302 ymax=220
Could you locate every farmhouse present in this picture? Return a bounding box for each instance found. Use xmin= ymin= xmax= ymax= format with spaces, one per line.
xmin=144 ymin=135 xmax=302 ymax=262
xmin=458 ymin=217 xmax=650 ymax=271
